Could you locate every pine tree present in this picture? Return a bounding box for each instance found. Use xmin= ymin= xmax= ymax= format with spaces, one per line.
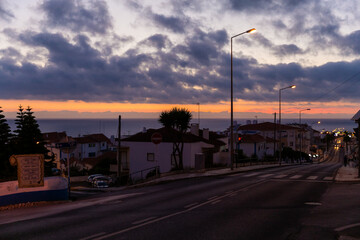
xmin=0 ymin=106 xmax=14 ymax=179
xmin=0 ymin=106 xmax=11 ymax=146
xmin=14 ymin=105 xmax=47 ymax=155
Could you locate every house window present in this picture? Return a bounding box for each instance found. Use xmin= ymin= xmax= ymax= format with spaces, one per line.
xmin=89 ymin=143 xmax=95 ymax=147
xmin=147 ymin=153 xmax=155 ymax=162
xmin=290 ymin=142 xmax=294 ymax=147
xmin=88 ymin=152 xmax=96 ymax=157
xmin=171 ymin=154 xmax=179 ymax=167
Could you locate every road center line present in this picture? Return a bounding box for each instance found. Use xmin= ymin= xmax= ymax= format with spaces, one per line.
xmin=93 ymin=179 xmax=269 ymax=240
xmin=335 ymin=222 xmax=360 ymax=232
xmin=208 ymin=196 xmax=219 ymax=200
xmin=79 ymin=232 xmax=106 ymax=240
xmin=132 ymin=217 xmax=157 ymax=225
xmin=184 ymin=202 xmax=199 ymax=209
xmin=211 ymin=200 xmax=222 ymax=205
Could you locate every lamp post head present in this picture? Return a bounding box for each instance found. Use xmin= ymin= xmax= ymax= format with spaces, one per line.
xmin=291 ymin=85 xmax=296 ymax=89
xmin=246 ymin=28 xmax=256 ymax=33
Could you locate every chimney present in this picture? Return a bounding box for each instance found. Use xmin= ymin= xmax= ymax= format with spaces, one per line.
xmin=191 ymin=123 xmax=199 ymax=136
xmin=246 ymin=120 xmax=251 ymax=125
xmin=203 ymin=128 xmax=209 ymax=140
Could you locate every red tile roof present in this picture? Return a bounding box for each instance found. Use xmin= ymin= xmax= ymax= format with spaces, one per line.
xmin=122 ymin=127 xmax=225 ymax=147
xmin=74 ymin=133 xmax=111 ymax=144
xmin=42 ymin=132 xmax=67 ymax=143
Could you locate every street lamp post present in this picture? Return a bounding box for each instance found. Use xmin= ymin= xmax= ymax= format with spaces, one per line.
xmin=278 ymin=85 xmax=296 ymax=165
xmin=230 ymin=28 xmax=256 ymax=170
xmin=299 ymin=108 xmax=311 ymax=163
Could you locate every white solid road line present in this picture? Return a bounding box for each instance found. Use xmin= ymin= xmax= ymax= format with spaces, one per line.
xmin=211 ymin=200 xmax=222 ymax=205
xmin=132 ymin=217 xmax=157 ymax=225
xmin=208 ymin=196 xmax=219 ymax=200
xmin=79 ymin=232 xmax=107 ymax=240
xmin=184 ymin=202 xmax=199 ymax=209
xmin=335 ymin=222 xmax=360 ymax=232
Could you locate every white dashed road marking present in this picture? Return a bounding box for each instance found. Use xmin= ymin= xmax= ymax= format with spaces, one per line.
xmin=290 ymin=175 xmax=302 ymax=179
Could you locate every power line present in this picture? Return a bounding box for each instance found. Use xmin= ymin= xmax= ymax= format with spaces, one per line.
xmin=306 ymin=70 xmax=360 ymax=103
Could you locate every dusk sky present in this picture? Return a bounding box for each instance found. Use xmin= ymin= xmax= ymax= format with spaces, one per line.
xmin=0 ymin=0 xmax=360 ymax=119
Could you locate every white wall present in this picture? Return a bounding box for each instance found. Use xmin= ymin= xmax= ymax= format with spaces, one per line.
xmin=239 ymin=142 xmax=266 ymax=159
xmin=122 ymin=141 xmax=174 ymax=175
xmin=123 ymin=141 xmax=215 ymax=176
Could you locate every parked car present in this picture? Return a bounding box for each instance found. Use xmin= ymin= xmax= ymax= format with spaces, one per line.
xmin=93 ymin=180 xmax=109 ymax=188
xmin=92 ymin=175 xmax=113 ymax=185
xmin=87 ymin=174 xmax=103 ymax=183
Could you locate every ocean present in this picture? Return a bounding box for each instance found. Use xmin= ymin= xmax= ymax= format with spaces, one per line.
xmin=6 ymin=118 xmax=358 ymax=138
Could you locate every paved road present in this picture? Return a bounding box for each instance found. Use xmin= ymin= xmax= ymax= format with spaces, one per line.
xmin=1 ymin=160 xmax=346 ymax=240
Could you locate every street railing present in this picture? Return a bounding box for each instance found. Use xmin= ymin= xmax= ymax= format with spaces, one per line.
xmin=128 ymin=166 xmax=160 ymax=185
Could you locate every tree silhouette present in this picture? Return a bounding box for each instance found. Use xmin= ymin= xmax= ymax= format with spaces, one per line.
xmin=14 ymin=105 xmax=47 ymax=155
xmin=0 ymin=106 xmax=13 ymax=179
xmin=159 ymin=107 xmax=192 ymax=170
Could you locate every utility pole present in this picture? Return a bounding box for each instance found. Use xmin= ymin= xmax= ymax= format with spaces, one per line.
xmin=273 ymin=113 xmax=276 ymax=162
xmin=117 ymin=115 xmax=122 ymax=183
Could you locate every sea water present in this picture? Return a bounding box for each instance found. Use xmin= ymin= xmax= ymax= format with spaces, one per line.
xmin=6 ymin=118 xmax=357 ymax=138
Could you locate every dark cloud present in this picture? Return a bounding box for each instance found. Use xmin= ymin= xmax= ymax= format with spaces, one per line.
xmin=227 ymin=0 xmax=312 ymax=13
xmin=1 ymin=19 xmax=360 ymax=106
xmin=0 ymin=47 xmax=21 ymax=58
xmin=139 ymin=34 xmax=172 ymax=50
xmin=175 ymin=29 xmax=228 ymax=66
xmin=340 ymin=30 xmax=360 ymax=55
xmin=0 ymin=0 xmax=14 ymax=21
xmin=149 ymin=10 xmax=188 ymax=33
xmin=273 ymin=44 xmax=304 ymax=57
xmin=246 ymin=34 xmax=305 ymax=57
xmin=40 ymin=0 xmax=112 ymax=34
xmin=18 ymin=32 xmax=104 ymax=69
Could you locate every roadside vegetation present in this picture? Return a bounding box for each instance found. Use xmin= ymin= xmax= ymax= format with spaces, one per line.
xmin=0 ymin=105 xmax=53 ymax=181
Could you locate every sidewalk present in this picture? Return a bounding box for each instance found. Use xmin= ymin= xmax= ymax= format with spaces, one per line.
xmin=72 ymin=162 xmax=360 ymax=193
xmin=72 ymin=163 xmax=287 ymax=192
xmin=335 ymin=165 xmax=360 ymax=182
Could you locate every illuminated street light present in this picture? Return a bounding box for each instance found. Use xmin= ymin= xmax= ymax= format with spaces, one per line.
xmin=278 ymin=85 xmax=296 ymax=165
xmin=230 ymin=28 xmax=256 ymax=170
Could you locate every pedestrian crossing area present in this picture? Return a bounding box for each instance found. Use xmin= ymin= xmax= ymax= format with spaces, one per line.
xmin=240 ymin=172 xmax=334 ymax=181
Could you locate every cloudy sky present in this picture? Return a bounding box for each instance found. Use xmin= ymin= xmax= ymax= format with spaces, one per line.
xmin=0 ymin=0 xmax=360 ymax=119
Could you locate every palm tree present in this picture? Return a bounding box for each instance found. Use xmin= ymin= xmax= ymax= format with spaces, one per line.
xmin=159 ymin=107 xmax=192 ymax=170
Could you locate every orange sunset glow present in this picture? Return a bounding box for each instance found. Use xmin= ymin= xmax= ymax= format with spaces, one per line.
xmin=1 ymin=99 xmax=357 ymax=118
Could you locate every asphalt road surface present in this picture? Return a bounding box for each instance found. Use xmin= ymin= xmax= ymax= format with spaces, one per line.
xmin=0 ymin=160 xmax=345 ymax=240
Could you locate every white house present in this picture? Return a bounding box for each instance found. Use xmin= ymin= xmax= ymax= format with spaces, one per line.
xmin=43 ymin=131 xmax=68 ymax=169
xmin=73 ymin=133 xmax=112 ymax=160
xmin=236 ymin=122 xmax=300 ymax=154
xmin=237 ymin=134 xmax=267 ymax=159
xmin=122 ymin=127 xmax=226 ymax=180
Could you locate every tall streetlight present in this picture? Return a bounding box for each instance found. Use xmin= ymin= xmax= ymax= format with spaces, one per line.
xmin=278 ymin=85 xmax=296 ymax=165
xmin=299 ymin=108 xmax=310 ymax=163
xmin=230 ymin=28 xmax=256 ymax=170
